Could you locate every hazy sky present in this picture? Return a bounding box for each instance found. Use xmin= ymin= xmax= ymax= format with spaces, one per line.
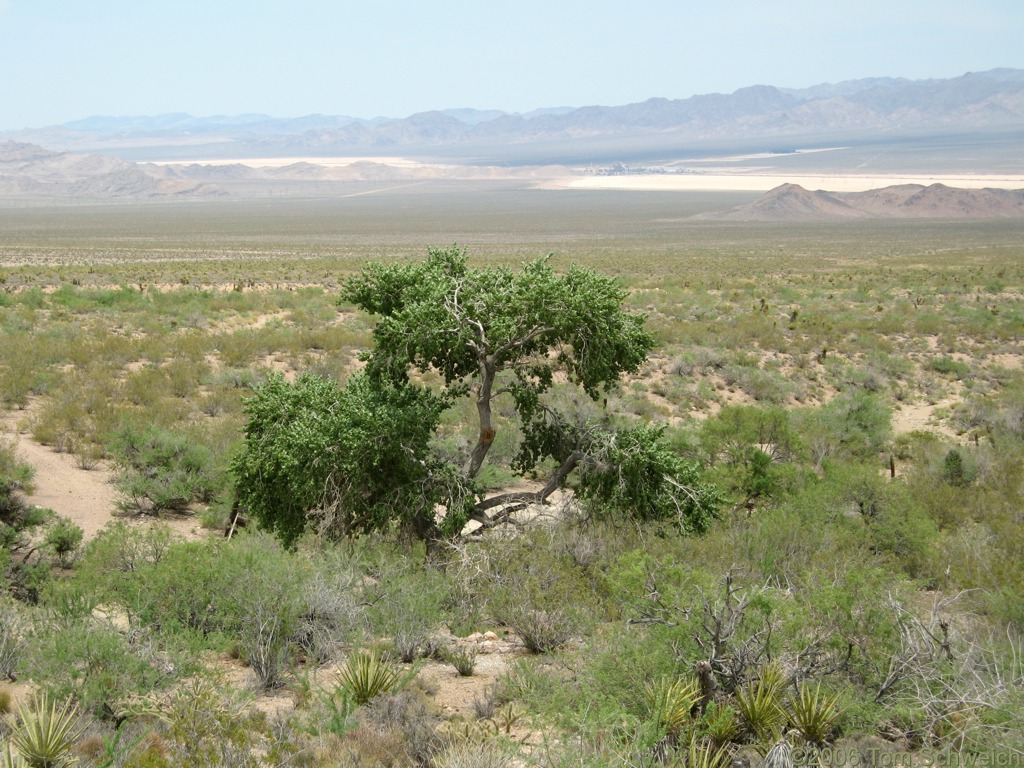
xmin=1 ymin=0 xmax=1022 ymax=130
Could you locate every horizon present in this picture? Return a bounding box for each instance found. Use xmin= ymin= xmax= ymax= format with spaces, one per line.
xmin=27 ymin=65 xmax=1018 ymax=128
xmin=2 ymin=1 xmax=1023 ymax=131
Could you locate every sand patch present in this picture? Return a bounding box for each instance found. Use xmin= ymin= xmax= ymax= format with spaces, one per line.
xmin=2 ymin=404 xmax=204 ymax=542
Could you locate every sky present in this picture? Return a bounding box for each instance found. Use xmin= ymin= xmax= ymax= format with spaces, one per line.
xmin=1 ymin=0 xmax=1022 ymax=130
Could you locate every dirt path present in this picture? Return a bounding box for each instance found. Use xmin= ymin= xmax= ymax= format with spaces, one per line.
xmin=2 ymin=410 xmax=120 ymax=540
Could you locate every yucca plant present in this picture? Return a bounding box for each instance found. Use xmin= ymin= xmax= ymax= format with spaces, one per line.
xmin=7 ymin=693 xmax=84 ymax=768
xmin=337 ymin=649 xmax=401 ymax=705
xmin=735 ymin=664 xmax=787 ymax=743
xmin=645 ymin=676 xmax=701 ymax=740
xmin=1 ymin=745 xmax=27 ymax=768
xmin=787 ymin=682 xmax=843 ymax=748
xmin=673 ymin=736 xmax=734 ymax=768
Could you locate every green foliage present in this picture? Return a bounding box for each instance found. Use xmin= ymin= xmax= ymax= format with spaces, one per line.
xmin=232 ymin=371 xmax=466 ymax=547
xmin=701 ymin=701 xmax=741 ymax=746
xmin=26 ymin=618 xmax=182 ymax=721
xmin=6 ymin=692 xmax=84 ymax=768
xmin=572 ymin=425 xmax=721 ymax=534
xmin=644 ymin=676 xmax=701 ymax=740
xmin=0 ymin=600 xmax=24 ymax=689
xmin=798 ymin=391 xmax=892 ymax=466
xmin=0 ymin=442 xmax=42 ymax=553
xmin=1 ymin=444 xmax=55 ymax=599
xmin=360 ymin=551 xmax=450 ymax=662
xmin=681 ymin=738 xmax=735 ymax=768
xmin=236 ymin=247 xmax=719 ymax=546
xmin=343 ymin=245 xmax=652 ymax=400
xmin=43 ymin=519 xmax=83 ymax=569
xmin=112 ymin=425 xmax=219 ymax=515
xmin=122 ymin=678 xmax=269 ymax=768
xmin=508 ymin=608 xmax=576 ymax=654
xmin=942 ymin=447 xmax=971 ymax=487
xmin=444 ymin=646 xmax=478 ymax=676
xmin=929 ymin=356 xmax=971 ymax=379
xmin=787 ymin=682 xmax=844 ymax=748
xmin=336 ymin=649 xmax=402 ymax=705
xmin=735 ymin=664 xmax=787 ymax=742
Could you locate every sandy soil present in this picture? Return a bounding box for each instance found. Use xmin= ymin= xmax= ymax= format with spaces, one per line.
xmin=1 ymin=406 xmax=202 ymax=541
xmin=2 ymin=409 xmax=119 ymax=540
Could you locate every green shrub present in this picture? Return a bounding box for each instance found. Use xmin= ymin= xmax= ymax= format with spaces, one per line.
xmin=445 ymin=646 xmax=478 ymax=677
xmin=44 ymin=519 xmax=84 ymax=568
xmin=122 ymin=678 xmax=269 ymax=768
xmin=362 ymin=554 xmax=449 ymax=663
xmin=929 ymin=356 xmax=971 ymax=379
xmin=26 ymin=619 xmax=183 ymax=721
xmin=0 ymin=599 xmax=24 ymax=682
xmin=112 ymin=425 xmax=219 ymax=515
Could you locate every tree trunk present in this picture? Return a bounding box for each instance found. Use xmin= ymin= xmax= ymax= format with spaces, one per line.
xmin=466 ymin=359 xmax=496 ymax=479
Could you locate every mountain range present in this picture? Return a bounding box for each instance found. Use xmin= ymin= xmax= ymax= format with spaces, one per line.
xmin=4 ymin=69 xmax=1023 ymax=164
xmin=702 ymin=183 xmax=1024 ymax=221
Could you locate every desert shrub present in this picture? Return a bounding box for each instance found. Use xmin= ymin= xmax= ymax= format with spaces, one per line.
xmin=824 ymin=463 xmax=938 ymax=579
xmin=929 ymin=356 xmax=971 ymax=379
xmin=362 ymin=554 xmax=449 ymax=663
xmin=73 ymin=522 xmax=174 ymax=587
xmin=0 ymin=441 xmax=40 ymax=543
xmin=44 ymin=518 xmax=84 ymax=568
xmin=293 ymin=565 xmax=365 ymax=665
xmin=121 ymin=678 xmax=270 ymax=768
xmin=796 ymin=391 xmax=892 ymax=467
xmin=433 ymin=739 xmax=514 ymax=768
xmin=1 ymin=443 xmax=54 ymax=601
xmin=0 ymin=598 xmax=24 ymax=681
xmin=25 ymin=618 xmax=184 ymax=721
xmin=699 ymin=405 xmax=800 ymax=467
xmin=112 ymin=425 xmax=219 ymax=515
xmin=444 ymin=646 xmax=478 ymax=676
xmin=228 ymin=537 xmax=310 ymax=689
xmin=480 ymin=533 xmax=599 ymax=654
xmin=363 ymin=689 xmax=442 ymax=765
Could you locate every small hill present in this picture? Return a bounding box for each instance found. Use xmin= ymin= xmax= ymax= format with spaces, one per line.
xmin=706 ymin=182 xmax=1024 ymax=220
xmin=709 ymin=183 xmax=869 ymax=221
xmin=0 ymin=141 xmax=227 ymax=200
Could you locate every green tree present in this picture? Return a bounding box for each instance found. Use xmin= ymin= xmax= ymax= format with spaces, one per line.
xmin=233 ymin=247 xmax=719 ymax=550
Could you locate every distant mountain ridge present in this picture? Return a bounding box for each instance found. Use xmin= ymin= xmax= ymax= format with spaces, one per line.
xmin=4 ymin=69 xmax=1023 ymax=162
xmin=0 ymin=141 xmax=226 ymax=200
xmin=704 ymin=183 xmax=1024 ymax=221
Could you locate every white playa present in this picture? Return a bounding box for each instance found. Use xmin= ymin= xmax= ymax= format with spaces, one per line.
xmin=148 ymin=154 xmax=1024 ymax=193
